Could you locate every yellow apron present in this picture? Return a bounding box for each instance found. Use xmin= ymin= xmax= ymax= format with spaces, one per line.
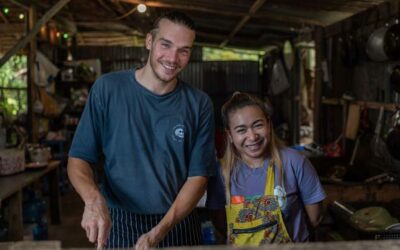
xmin=226 ymin=161 xmax=292 ymax=246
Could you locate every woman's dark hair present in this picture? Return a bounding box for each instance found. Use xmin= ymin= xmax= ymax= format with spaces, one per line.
xmin=220 ymin=92 xmax=285 ymax=202
xmin=221 ymin=92 xmax=270 ymax=130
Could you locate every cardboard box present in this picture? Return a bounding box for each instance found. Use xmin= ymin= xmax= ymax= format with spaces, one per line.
xmin=0 ymin=149 xmax=25 ymax=175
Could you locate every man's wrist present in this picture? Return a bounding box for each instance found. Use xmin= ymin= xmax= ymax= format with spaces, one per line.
xmin=82 ymin=189 xmax=103 ymax=206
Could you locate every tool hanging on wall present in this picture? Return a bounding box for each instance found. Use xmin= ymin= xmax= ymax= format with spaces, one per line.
xmin=386 ymin=108 xmax=400 ymax=160
xmin=345 ymin=103 xmax=361 ymax=140
xmin=324 ymin=134 xmax=343 ymax=157
xmin=349 ymin=107 xmax=370 ymax=167
xmin=370 ymin=106 xmax=391 ymax=162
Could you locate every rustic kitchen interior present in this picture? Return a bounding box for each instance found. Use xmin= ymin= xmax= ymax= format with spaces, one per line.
xmin=0 ymin=0 xmax=400 ymax=249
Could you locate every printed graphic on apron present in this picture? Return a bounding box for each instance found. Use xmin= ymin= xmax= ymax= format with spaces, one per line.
xmin=226 ymin=161 xmax=292 ymax=246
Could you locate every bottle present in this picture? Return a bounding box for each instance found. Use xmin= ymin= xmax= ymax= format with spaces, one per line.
xmin=32 ymin=219 xmax=48 ymax=240
xmin=201 ymin=221 xmax=216 ymax=245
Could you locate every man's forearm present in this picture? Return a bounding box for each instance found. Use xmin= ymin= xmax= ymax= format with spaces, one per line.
xmin=153 ymin=176 xmax=208 ymax=238
xmin=67 ymin=157 xmax=102 ymax=204
xmin=68 ymin=157 xmax=112 ymax=247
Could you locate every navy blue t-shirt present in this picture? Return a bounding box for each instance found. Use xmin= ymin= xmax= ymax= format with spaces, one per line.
xmin=69 ymin=70 xmax=216 ymax=214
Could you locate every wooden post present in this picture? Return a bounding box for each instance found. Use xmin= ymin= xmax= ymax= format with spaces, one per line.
xmin=6 ymin=191 xmax=23 ymax=240
xmin=27 ymin=5 xmax=38 ymax=143
xmin=49 ymin=166 xmax=61 ymax=224
xmin=313 ymin=27 xmax=324 ymax=143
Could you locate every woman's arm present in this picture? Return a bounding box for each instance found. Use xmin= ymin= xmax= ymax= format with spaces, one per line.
xmin=304 ymin=201 xmax=324 ymax=228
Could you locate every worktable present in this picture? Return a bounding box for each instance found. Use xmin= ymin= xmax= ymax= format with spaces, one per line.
xmin=1 ymin=239 xmax=400 ymax=250
xmin=0 ymin=161 xmax=61 ymax=240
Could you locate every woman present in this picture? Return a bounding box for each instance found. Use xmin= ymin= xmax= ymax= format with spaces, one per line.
xmin=207 ymin=92 xmax=326 ymax=246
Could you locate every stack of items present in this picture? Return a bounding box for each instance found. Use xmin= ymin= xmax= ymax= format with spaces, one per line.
xmin=0 ymin=149 xmax=25 ymax=175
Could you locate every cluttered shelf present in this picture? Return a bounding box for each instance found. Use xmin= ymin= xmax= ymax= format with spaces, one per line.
xmin=0 ymin=161 xmax=61 ymax=241
xmin=321 ymin=97 xmax=398 ymax=112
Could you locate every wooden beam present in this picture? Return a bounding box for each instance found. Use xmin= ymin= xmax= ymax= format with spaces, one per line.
xmin=0 ymin=0 xmax=70 ymax=67
xmin=254 ymin=10 xmax=324 ymax=26
xmin=8 ymin=0 xmax=30 ymax=10
xmin=0 ymin=10 xmax=9 ymax=23
xmin=0 ymin=23 xmax=25 ymax=33
xmin=267 ymin=0 xmax=374 ymax=13
xmin=324 ymin=0 xmax=398 ymax=37
xmin=76 ymin=21 xmax=139 ymax=32
xmin=12 ymin=0 xmax=51 ymax=9
xmin=97 ymin=0 xmax=116 ymax=12
xmin=115 ymin=0 xmax=243 ymax=16
xmin=115 ymin=0 xmax=322 ymax=26
xmin=220 ymin=0 xmax=267 ymax=47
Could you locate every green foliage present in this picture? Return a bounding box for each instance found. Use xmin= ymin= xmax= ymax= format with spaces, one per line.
xmin=0 ymin=55 xmax=27 ymax=87
xmin=0 ymin=55 xmax=28 ymax=123
xmin=202 ymin=47 xmax=263 ymax=61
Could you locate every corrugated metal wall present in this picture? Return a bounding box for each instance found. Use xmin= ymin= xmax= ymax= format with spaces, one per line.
xmin=72 ymin=46 xmax=260 ymax=96
xmin=74 ymin=46 xmax=203 ymax=73
xmin=74 ymin=46 xmax=148 ymax=73
xmin=181 ymin=61 xmax=260 ymax=94
xmin=181 ymin=61 xmax=260 ymax=128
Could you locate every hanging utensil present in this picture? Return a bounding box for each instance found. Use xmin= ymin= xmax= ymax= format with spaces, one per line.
xmin=370 ymin=107 xmax=384 ymax=156
xmin=349 ymin=107 xmax=369 ymax=167
xmin=370 ymin=106 xmax=391 ymax=162
xmin=386 ymin=109 xmax=400 ymax=160
xmin=366 ymin=23 xmax=400 ymax=62
xmin=349 ymin=136 xmax=361 ymax=166
xmin=269 ymin=58 xmax=290 ymax=95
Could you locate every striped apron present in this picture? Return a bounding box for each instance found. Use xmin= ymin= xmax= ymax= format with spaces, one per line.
xmin=106 ymin=207 xmax=202 ymax=249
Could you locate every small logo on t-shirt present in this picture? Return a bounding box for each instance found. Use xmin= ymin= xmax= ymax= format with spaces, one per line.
xmin=274 ymin=185 xmax=287 ymax=209
xmin=172 ymin=124 xmax=185 ymax=142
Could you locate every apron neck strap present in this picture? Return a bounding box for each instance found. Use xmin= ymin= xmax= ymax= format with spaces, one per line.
xmin=264 ymin=160 xmax=275 ymax=195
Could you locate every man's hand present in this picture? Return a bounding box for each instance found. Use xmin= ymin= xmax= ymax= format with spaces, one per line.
xmin=135 ymin=176 xmax=207 ymax=249
xmin=81 ymin=195 xmax=112 ymax=249
xmin=135 ymin=226 xmax=165 ymax=250
xmin=67 ymin=158 xmax=111 ymax=249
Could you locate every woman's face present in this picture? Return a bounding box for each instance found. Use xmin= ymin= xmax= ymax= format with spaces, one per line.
xmin=228 ymin=105 xmax=270 ymax=167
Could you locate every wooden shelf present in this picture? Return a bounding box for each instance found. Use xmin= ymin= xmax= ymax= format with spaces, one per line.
xmin=322 ymin=97 xmax=398 ymax=112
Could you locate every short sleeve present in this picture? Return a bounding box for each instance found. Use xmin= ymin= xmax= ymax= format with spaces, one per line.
xmin=188 ymin=96 xmax=216 ymax=177
xmin=68 ymin=79 xmax=104 ymax=164
xmin=296 ymin=157 xmax=326 ymax=205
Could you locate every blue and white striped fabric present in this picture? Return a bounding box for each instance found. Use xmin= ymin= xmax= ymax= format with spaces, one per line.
xmin=106 ymin=207 xmax=203 ymax=248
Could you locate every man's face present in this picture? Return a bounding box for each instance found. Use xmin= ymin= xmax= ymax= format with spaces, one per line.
xmin=146 ymin=19 xmax=195 ymax=84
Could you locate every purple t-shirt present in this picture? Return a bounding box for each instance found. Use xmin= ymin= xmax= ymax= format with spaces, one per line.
xmin=206 ymin=148 xmax=326 ymax=242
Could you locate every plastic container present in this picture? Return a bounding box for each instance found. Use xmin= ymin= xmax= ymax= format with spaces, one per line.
xmin=32 ymin=220 xmax=48 ymax=240
xmin=201 ymin=221 xmax=216 ymax=245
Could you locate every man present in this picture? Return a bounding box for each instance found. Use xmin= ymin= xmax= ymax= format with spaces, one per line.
xmin=67 ymin=11 xmax=215 ymax=249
